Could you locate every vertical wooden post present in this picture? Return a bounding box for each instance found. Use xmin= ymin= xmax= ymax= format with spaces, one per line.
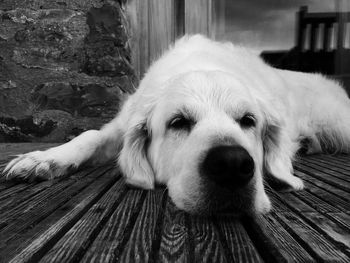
xmin=310 ymin=24 xmax=318 ymax=51
xmin=128 ymin=0 xmax=150 ymax=79
xmin=335 ymin=0 xmax=347 ymax=74
xmin=296 ymin=6 xmax=307 ymax=51
xmin=210 ymin=0 xmax=225 ymax=40
xmin=148 ymin=0 xmax=175 ymax=63
xmin=174 ymin=0 xmax=185 ymax=38
xmin=323 ymin=23 xmax=332 ymax=51
xmin=184 ymin=0 xmax=211 ymax=35
xmin=129 ymin=0 xmax=176 ymax=79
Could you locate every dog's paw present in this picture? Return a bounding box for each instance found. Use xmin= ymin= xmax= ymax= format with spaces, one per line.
xmin=277 ymin=175 xmax=304 ymax=192
xmin=2 ymin=151 xmax=69 ymax=182
xmin=268 ymin=173 xmax=304 ymax=192
xmin=287 ymin=176 xmax=304 ymax=191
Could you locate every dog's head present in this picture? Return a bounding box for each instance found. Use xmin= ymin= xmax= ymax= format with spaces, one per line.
xmin=119 ymin=71 xmax=288 ymax=215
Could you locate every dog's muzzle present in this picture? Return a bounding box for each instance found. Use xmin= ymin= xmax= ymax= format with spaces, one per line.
xmin=200 ymin=145 xmax=255 ymax=191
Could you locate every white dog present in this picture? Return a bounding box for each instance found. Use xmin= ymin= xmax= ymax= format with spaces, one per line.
xmin=3 ymin=35 xmax=350 ymax=215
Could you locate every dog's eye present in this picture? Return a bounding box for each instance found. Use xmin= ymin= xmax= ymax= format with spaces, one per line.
xmin=168 ymin=116 xmax=192 ymax=130
xmin=240 ymin=114 xmax=256 ymax=128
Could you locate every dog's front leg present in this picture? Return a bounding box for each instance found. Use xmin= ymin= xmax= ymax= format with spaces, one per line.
xmin=2 ymin=120 xmax=124 ymax=181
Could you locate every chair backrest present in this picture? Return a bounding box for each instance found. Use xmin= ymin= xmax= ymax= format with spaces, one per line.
xmin=296 ymin=6 xmax=350 ymax=52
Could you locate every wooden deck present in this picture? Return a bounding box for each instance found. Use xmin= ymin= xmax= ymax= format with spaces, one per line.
xmin=0 ymin=143 xmax=349 ymax=262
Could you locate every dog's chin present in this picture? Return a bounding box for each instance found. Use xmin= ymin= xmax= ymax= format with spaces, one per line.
xmin=175 ymin=183 xmax=256 ymax=216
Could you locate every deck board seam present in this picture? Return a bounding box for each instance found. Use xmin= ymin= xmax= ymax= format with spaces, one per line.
xmin=149 ymin=192 xmax=169 ymax=263
xmin=108 ymin=191 xmax=148 ymax=261
xmin=272 ymin=194 xmax=350 ymax=258
xmin=7 ymin=168 xmax=119 ymax=263
xmin=294 ymin=166 xmax=350 ymax=192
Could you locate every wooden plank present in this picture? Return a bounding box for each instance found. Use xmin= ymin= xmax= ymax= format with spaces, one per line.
xmin=0 ymin=166 xmax=101 ymax=225
xmin=148 ymin=0 xmax=175 ymax=63
xmin=328 ymin=213 xmax=350 ymax=230
xmin=329 ymin=154 xmax=350 ymax=162
xmin=174 ymin=0 xmax=185 ymax=38
xmin=1 ymin=169 xmax=118 ymax=263
xmin=118 ymin=189 xmax=167 ymax=262
xmin=293 ymin=163 xmax=350 ymax=192
xmin=215 ymin=217 xmax=263 ymax=263
xmin=38 ymin=178 xmax=127 ymax=263
xmin=272 ymin=189 xmax=350 ymax=254
xmin=282 ymin=190 xmax=340 ymax=213
xmin=294 ymin=170 xmax=350 ymax=201
xmin=292 ymin=189 xmax=342 ymax=213
xmin=128 ymin=0 xmax=149 ymax=78
xmin=0 ymin=143 xmax=58 ymax=162
xmin=0 ymin=180 xmax=55 ymax=215
xmin=243 ymin=214 xmax=315 ymax=262
xmin=185 ymin=0 xmax=210 ymax=35
xmin=297 ymin=158 xmax=350 ymax=182
xmin=302 ymin=212 xmax=350 ymax=250
xmin=310 ymin=24 xmax=319 ymax=51
xmin=0 ymin=181 xmax=16 ymax=191
xmin=189 ymin=216 xmax=227 ymax=263
xmin=323 ymin=23 xmax=332 ymax=51
xmin=269 ymin=188 xmax=312 ymax=213
xmin=274 ymin=212 xmax=350 ymax=262
xmin=0 ymin=183 xmax=32 ymax=201
xmin=81 ymin=189 xmax=145 ymax=262
xmin=157 ymin=201 xmax=192 ymax=263
xmin=308 ymin=155 xmax=350 ymax=169
xmin=0 ymin=166 xmax=112 ymax=244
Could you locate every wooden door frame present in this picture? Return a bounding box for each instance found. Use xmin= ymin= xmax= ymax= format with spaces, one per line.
xmin=127 ymin=0 xmax=213 ymax=79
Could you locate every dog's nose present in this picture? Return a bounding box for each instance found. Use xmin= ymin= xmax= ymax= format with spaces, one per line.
xmin=201 ymin=145 xmax=254 ymax=189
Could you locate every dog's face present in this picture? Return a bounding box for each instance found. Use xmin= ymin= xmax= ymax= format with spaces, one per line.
xmin=119 ymin=71 xmax=276 ymax=215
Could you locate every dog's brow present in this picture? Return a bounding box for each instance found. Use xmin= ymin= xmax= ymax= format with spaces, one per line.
xmin=228 ymin=102 xmax=254 ymax=116
xmin=172 ymin=107 xmax=196 ymax=120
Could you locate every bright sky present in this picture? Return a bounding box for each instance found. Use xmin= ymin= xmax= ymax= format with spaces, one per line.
xmin=213 ymin=0 xmax=350 ymax=52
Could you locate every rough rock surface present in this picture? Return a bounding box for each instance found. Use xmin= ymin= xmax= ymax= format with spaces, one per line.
xmin=0 ymin=0 xmax=135 ymax=142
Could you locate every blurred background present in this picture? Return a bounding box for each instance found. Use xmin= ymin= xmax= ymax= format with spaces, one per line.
xmin=0 ymin=0 xmax=349 ymax=142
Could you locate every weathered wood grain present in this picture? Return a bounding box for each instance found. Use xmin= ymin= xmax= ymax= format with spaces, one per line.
xmin=273 ymin=190 xmax=350 ymax=256
xmin=185 ymin=0 xmax=211 ymax=35
xmin=0 ymin=181 xmax=16 ymax=191
xmin=119 ymin=189 xmax=167 ymax=262
xmin=301 ymin=212 xmax=350 ymax=250
xmin=215 ymin=217 xmax=263 ymax=263
xmin=81 ymin=189 xmax=145 ymax=263
xmin=0 ymin=180 xmax=55 ymax=215
xmin=39 ymin=177 xmax=127 ymax=263
xmin=0 ymin=166 xmax=112 ymax=245
xmin=294 ymin=170 xmax=350 ymax=202
xmin=243 ymin=214 xmax=315 ymax=262
xmin=0 ymin=144 xmax=350 ymax=263
xmin=291 ymin=190 xmax=341 ymax=213
xmin=294 ymin=163 xmax=350 ymax=192
xmin=189 ymin=215 xmax=227 ymax=263
xmin=328 ymin=213 xmax=350 ymax=230
xmin=0 ymin=183 xmax=32 ymax=201
xmin=305 ymin=155 xmax=350 ymax=171
xmin=274 ymin=212 xmax=350 ymax=262
xmin=2 ymin=168 xmax=118 ymax=263
xmin=148 ymin=0 xmax=175 ymax=63
xmin=0 ymin=166 xmax=102 ymax=226
xmin=330 ymin=154 xmax=350 ymax=162
xmin=297 ymin=159 xmax=350 ymax=183
xmin=156 ymin=200 xmax=192 ymax=263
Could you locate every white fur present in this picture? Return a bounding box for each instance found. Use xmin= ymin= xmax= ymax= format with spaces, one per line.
xmin=3 ymin=35 xmax=350 ymax=214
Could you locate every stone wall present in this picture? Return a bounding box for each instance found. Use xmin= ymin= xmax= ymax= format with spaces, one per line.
xmin=0 ymin=0 xmax=135 ymax=142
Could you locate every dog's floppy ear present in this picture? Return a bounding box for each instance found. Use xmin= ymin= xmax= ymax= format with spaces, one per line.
xmin=118 ymin=117 xmax=155 ymax=189
xmin=260 ymin=101 xmax=301 ymax=190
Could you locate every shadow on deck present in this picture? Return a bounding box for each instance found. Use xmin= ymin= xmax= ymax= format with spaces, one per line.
xmin=0 ymin=143 xmax=349 ymax=262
